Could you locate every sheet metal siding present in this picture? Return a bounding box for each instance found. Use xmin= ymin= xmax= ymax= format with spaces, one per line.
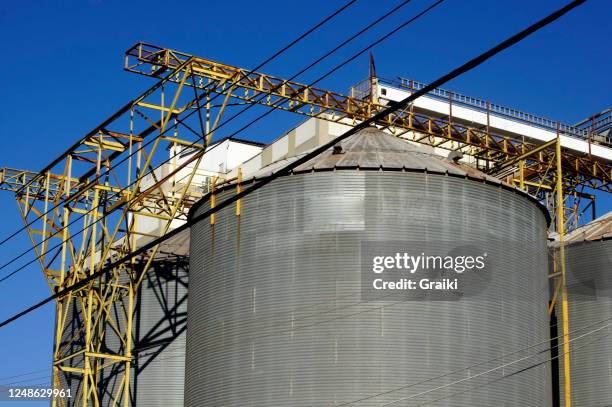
xmin=56 ymin=259 xmax=188 ymax=406
xmin=131 ymin=259 xmax=188 ymax=406
xmin=559 ymin=240 xmax=612 ymax=406
xmin=57 ymin=298 xmax=85 ymax=406
xmin=187 ymin=171 xmax=551 ymax=406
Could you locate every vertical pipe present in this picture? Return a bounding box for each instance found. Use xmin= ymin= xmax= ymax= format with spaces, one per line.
xmin=486 ymin=100 xmax=491 ymax=171
xmin=205 ymin=97 xmax=211 ymax=136
xmin=409 ymin=80 xmax=414 ymax=115
xmin=573 ymin=191 xmax=579 ymax=230
xmin=123 ymin=285 xmax=134 ymax=407
xmin=519 ymin=160 xmax=525 ymax=190
xmin=587 ymin=116 xmax=593 ymax=156
xmin=42 ymin=172 xmax=50 ymax=250
xmin=448 ymin=91 xmax=453 ymax=138
xmin=60 ymin=155 xmax=72 ymax=285
xmin=45 ymin=168 xmax=59 ymax=405
xmin=127 ymin=108 xmax=134 ymax=187
xmin=161 ymin=84 xmax=165 ymax=130
xmin=486 ymin=100 xmax=491 ymax=135
xmin=83 ymin=291 xmax=95 ymax=407
xmin=171 ymin=118 xmax=178 ymax=198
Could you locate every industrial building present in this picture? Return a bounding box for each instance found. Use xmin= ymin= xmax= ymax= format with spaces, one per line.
xmin=551 ymin=213 xmax=612 ymax=407
xmin=0 ymin=38 xmax=610 ymax=406
xmin=187 ymin=127 xmax=552 ymax=406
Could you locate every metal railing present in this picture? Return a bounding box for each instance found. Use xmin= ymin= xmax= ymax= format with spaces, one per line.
xmin=390 ymin=77 xmax=610 ymax=144
xmin=575 ymin=109 xmax=611 ymax=134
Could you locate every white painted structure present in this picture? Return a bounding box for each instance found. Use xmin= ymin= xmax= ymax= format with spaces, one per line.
xmin=375 ymin=78 xmax=612 ymax=161
xmin=131 ymin=77 xmax=611 ymax=245
xmin=133 ymin=138 xmax=263 ymax=239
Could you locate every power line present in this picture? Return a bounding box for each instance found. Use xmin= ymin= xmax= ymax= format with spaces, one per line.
xmin=0 ymin=139 xmax=231 ymax=283
xmin=3 ymin=374 xmax=54 ymax=387
xmin=0 ymin=0 xmax=366 ymax=281
xmin=220 ymin=0 xmax=446 ymax=140
xmin=0 ymin=0 xmax=399 ymax=281
xmin=336 ymin=315 xmax=610 ymax=406
xmin=0 ymin=0 xmax=586 ymax=330
xmin=379 ymin=323 xmax=609 ymax=406
xmin=0 ymin=0 xmax=357 ymax=251
xmin=0 ymin=0 xmax=439 ymax=287
xmin=0 ymin=0 xmax=437 ymax=284
xmin=0 ymin=0 xmax=416 ymax=284
xmin=28 ymin=290 xmax=601 ymax=393
xmin=17 ymin=293 xmax=612 ymax=398
xmin=0 ymin=368 xmax=50 ymax=382
xmin=127 ymin=310 xmax=610 ymax=369
xmin=137 ymin=317 xmax=609 ymax=405
xmin=48 ymin=306 xmax=608 ymax=405
xmin=409 ymin=324 xmax=609 ymax=406
xmin=0 ymin=0 xmax=357 ymax=252
xmin=7 ymin=298 xmax=606 ymax=396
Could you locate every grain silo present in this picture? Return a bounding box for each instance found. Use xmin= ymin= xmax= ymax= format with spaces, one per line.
xmin=555 ymin=213 xmax=612 ymax=406
xmin=55 ymin=234 xmax=189 ymax=407
xmin=186 ymin=127 xmax=552 ymax=406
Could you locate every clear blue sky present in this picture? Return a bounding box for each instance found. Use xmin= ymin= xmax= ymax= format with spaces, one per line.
xmin=0 ymin=0 xmax=610 ymax=404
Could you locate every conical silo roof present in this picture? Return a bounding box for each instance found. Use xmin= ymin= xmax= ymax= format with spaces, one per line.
xmin=252 ymin=126 xmax=503 ymax=184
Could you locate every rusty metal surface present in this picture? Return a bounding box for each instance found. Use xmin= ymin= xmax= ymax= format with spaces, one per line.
xmin=187 ymin=152 xmax=551 ymax=407
xmin=245 ymin=127 xmax=502 ymax=181
xmin=200 ymin=128 xmax=549 ymax=225
xmin=564 ymin=212 xmax=612 ymax=242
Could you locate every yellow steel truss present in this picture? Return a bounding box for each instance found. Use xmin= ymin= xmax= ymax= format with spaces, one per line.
xmin=0 ymin=57 xmax=234 ymax=406
xmin=125 ymin=42 xmax=611 ymax=193
xmin=508 ymin=137 xmax=574 ymax=406
xmin=0 ymin=42 xmax=609 ymax=406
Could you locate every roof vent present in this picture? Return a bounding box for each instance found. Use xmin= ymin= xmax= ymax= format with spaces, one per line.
xmin=448 ymin=151 xmax=464 ymax=163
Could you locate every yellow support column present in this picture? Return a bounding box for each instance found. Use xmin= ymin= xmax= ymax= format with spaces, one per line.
xmin=123 ymin=285 xmax=134 ymax=407
xmin=519 ymin=159 xmax=525 ymax=190
xmin=556 ymin=136 xmax=571 ymax=407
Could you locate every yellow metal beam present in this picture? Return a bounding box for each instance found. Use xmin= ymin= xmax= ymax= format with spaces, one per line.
xmin=556 ymin=136 xmax=572 ymax=407
xmin=136 ymin=101 xmax=182 ymax=114
xmin=125 ymin=42 xmax=612 ymax=191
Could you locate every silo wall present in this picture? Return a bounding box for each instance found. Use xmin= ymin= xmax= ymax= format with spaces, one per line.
xmin=557 ymin=239 xmax=612 ymax=406
xmin=187 ymin=170 xmax=551 ymax=406
xmin=55 ymin=256 xmax=188 ymax=406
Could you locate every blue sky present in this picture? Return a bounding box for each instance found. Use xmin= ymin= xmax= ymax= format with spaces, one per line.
xmin=0 ymin=0 xmax=610 ymax=404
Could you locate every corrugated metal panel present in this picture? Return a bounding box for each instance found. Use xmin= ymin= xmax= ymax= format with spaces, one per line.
xmin=564 ymin=212 xmax=612 ymax=242
xmin=56 ymin=255 xmax=188 ymax=406
xmin=187 ymin=168 xmax=551 ymax=406
xmin=558 ymin=239 xmax=612 ymax=406
xmin=200 ymin=128 xmax=548 ymax=225
xmin=56 ymin=297 xmax=85 ymax=406
xmin=131 ymin=256 xmax=188 ymax=406
xmin=239 ymin=127 xmax=505 ymax=181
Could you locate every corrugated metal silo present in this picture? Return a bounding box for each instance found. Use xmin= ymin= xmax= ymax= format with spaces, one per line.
xmin=186 ymin=128 xmax=552 ymax=406
xmin=555 ymin=213 xmax=612 ymax=406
